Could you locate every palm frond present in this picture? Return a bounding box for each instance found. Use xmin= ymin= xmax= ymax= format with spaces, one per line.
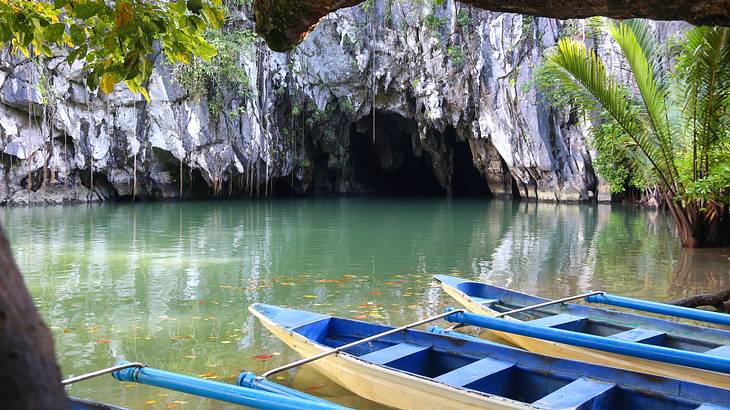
xmin=609 ymin=21 xmax=680 ymax=189
xmin=542 ymin=38 xmax=674 ymax=189
xmin=675 ymin=26 xmax=730 ymax=180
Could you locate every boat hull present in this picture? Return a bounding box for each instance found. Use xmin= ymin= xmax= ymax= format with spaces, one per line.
xmin=437 ymin=276 xmax=730 ymax=390
xmin=252 ymin=306 xmax=529 ymax=410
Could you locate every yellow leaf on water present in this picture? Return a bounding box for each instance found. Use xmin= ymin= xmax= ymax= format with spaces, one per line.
xmin=221 ymin=340 xmax=231 ymax=344
xmin=197 ymin=371 xmax=217 ymax=379
xmin=272 ymin=352 xmax=281 ymax=356
xmin=303 ymin=295 xmax=317 ymax=298
xmin=184 ymin=355 xmax=196 ymax=359
xmin=145 ymin=400 xmax=156 ymax=405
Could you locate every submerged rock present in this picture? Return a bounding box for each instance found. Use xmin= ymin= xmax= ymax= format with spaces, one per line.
xmin=0 ymin=2 xmax=685 ymax=205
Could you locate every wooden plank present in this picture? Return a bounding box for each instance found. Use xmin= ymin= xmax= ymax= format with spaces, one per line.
xmin=471 ymin=297 xmax=500 ymax=306
xmin=609 ymin=328 xmax=666 ymax=345
xmin=705 ymin=345 xmax=730 ymax=359
xmin=532 ymin=377 xmax=615 ymax=409
xmin=434 ymin=357 xmax=514 ymax=388
xmin=526 ymin=314 xmax=587 ymax=331
xmin=359 ymin=343 xmax=430 ymax=365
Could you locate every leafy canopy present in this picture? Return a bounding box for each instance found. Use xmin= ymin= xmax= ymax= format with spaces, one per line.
xmin=537 ymin=20 xmax=730 ymax=208
xmin=0 ymin=0 xmax=225 ymax=99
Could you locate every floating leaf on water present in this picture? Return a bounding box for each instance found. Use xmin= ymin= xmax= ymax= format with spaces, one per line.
xmin=272 ymin=352 xmax=281 ymax=356
xmin=219 ymin=285 xmax=234 ymax=289
xmin=145 ymin=400 xmax=157 ymax=405
xmin=95 ymin=339 xmax=112 ymax=343
xmin=303 ymin=384 xmax=325 ymax=391
xmin=252 ymin=354 xmax=273 ymax=360
xmin=275 ymin=376 xmax=286 ymax=380
xmin=353 ymin=315 xmax=368 ymax=319
xmin=221 ymin=340 xmax=231 ymax=344
xmin=369 ymin=291 xmax=383 ymax=295
xmin=197 ymin=371 xmax=217 ymax=379
xmin=184 ymin=355 xmax=197 ymax=359
xmin=63 ymin=328 xmax=72 ymax=333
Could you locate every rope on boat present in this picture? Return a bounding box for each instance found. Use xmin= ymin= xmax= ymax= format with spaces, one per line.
xmin=446 ymin=290 xmax=605 ymax=331
xmin=62 ymin=362 xmax=146 ymax=385
xmin=260 ymin=308 xmax=466 ymax=379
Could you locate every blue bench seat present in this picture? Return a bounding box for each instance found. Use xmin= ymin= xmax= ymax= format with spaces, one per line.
xmin=533 ymin=377 xmax=615 ymax=409
xmin=526 ymin=314 xmax=587 ymax=331
xmin=434 ymin=357 xmax=515 ymax=388
xmin=705 ymin=345 xmax=730 ymax=359
xmin=359 ymin=343 xmax=430 ymax=366
xmin=608 ymin=327 xmax=666 ymax=345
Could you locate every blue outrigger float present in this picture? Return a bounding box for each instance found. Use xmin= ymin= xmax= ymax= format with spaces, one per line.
xmin=435 ymin=274 xmax=730 ymax=389
xmin=64 ymin=361 xmax=349 ymax=409
xmin=250 ymin=303 xmax=730 ymax=410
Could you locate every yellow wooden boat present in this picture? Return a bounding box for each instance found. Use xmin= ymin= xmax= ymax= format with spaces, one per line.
xmin=250 ymin=303 xmax=730 ymax=410
xmin=435 ymin=274 xmax=730 ymax=390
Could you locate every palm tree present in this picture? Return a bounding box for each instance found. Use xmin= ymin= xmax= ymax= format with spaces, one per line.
xmin=538 ymin=21 xmax=730 ymax=247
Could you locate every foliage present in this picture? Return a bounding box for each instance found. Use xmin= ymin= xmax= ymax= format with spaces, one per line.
xmin=456 ymin=9 xmax=472 ymax=29
xmin=590 ymin=119 xmax=648 ymax=193
xmin=0 ymin=0 xmax=225 ymax=100
xmin=537 ymin=20 xmax=730 ymax=246
xmin=424 ymin=14 xmax=447 ymax=32
xmin=447 ymin=45 xmax=464 ymax=66
xmin=173 ymin=28 xmax=257 ymax=116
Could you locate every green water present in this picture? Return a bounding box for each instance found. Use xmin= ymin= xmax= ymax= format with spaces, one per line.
xmin=2 ymin=199 xmax=729 ymax=409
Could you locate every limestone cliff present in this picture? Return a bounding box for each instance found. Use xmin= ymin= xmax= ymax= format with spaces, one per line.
xmin=0 ymin=1 xmax=684 ymax=204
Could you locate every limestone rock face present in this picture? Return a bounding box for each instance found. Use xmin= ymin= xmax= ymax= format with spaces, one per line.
xmin=0 ymin=2 xmax=685 ymax=204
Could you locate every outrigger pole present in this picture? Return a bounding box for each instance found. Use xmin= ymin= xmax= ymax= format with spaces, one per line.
xmin=260 ymin=308 xmax=466 ymax=379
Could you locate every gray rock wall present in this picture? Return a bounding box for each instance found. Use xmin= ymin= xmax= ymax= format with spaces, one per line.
xmin=0 ymin=1 xmax=684 ymax=204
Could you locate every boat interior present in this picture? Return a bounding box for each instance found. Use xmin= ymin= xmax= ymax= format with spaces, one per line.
xmin=450 ymin=279 xmax=730 ymax=356
xmin=259 ymin=304 xmax=730 ymax=410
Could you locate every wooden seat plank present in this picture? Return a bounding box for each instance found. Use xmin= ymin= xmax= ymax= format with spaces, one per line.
xmin=609 ymin=327 xmax=666 ymax=345
xmin=434 ymin=357 xmax=515 ymax=388
xmin=705 ymin=345 xmax=730 ymax=359
xmin=359 ymin=343 xmax=430 ymax=365
xmin=533 ymin=377 xmax=615 ymax=409
xmin=526 ymin=314 xmax=587 ymax=331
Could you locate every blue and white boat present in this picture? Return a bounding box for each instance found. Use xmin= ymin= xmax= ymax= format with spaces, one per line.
xmin=250 ymin=303 xmax=730 ymax=410
xmin=435 ymin=274 xmax=730 ymax=389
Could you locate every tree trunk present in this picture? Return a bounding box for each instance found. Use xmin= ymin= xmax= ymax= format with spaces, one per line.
xmin=667 ymin=200 xmax=730 ymax=248
xmin=671 ymin=289 xmax=730 ymax=313
xmin=0 ymin=224 xmax=68 ymax=409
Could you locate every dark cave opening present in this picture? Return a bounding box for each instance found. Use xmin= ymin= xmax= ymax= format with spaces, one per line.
xmin=446 ymin=127 xmax=492 ymax=198
xmin=350 ymin=112 xmax=446 ymax=196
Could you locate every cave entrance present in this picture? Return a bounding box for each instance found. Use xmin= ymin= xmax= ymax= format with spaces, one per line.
xmin=446 ymin=127 xmax=492 ymax=197
xmin=350 ymin=112 xmax=445 ymax=196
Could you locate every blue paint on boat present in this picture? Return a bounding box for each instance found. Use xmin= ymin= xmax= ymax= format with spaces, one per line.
xmin=445 ymin=309 xmax=730 ymax=374
xmin=252 ymin=303 xmax=730 ymax=410
xmin=237 ymin=372 xmax=340 ymax=405
xmin=113 ymin=361 xmax=348 ymax=410
xmin=586 ymin=292 xmax=730 ymax=326
xmin=434 ymin=274 xmax=730 ymax=350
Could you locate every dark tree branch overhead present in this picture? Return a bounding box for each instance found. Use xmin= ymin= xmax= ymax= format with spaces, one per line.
xmin=253 ymin=0 xmax=730 ymax=51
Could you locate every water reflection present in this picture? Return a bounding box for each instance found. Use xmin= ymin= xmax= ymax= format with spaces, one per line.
xmin=2 ymin=199 xmax=726 ymax=408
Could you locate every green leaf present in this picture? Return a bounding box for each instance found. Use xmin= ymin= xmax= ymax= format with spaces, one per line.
xmin=44 ymin=23 xmax=65 ymax=43
xmin=73 ymin=2 xmax=102 ymax=19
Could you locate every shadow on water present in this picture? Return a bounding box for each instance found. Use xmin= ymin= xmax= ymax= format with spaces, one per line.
xmin=1 ymin=198 xmax=727 ymax=408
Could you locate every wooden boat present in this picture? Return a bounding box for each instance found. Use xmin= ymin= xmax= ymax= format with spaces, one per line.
xmin=434 ymin=274 xmax=730 ymax=389
xmin=250 ymin=303 xmax=730 ymax=410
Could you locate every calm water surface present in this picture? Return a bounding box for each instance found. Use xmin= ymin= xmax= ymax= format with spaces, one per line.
xmin=2 ymin=199 xmax=729 ymax=409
